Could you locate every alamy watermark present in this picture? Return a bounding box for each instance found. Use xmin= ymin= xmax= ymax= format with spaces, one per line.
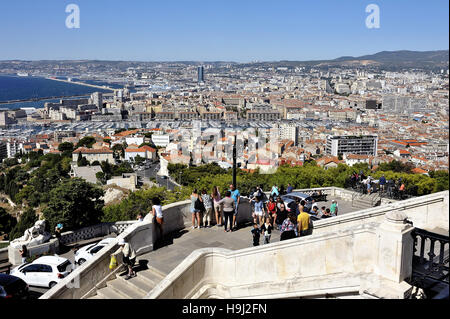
xmin=366 ymin=4 xmax=380 ymax=29
xmin=65 ymin=4 xmax=80 ymax=29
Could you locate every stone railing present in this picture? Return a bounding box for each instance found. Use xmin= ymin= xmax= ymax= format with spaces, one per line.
xmin=59 ymin=221 xmax=136 ymax=245
xmin=41 ymin=189 xmax=448 ymax=299
xmin=146 ymin=211 xmax=415 ymax=299
xmin=40 ymin=200 xmax=190 ymax=299
xmin=40 ymin=220 xmax=153 ymax=299
xmin=7 ymin=221 xmax=137 ymax=266
xmin=313 ymin=191 xmax=449 ymax=235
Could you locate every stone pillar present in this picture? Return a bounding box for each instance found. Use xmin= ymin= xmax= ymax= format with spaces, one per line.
xmin=374 ymin=210 xmax=414 ymax=298
xmin=8 ymin=245 xmax=22 ymax=265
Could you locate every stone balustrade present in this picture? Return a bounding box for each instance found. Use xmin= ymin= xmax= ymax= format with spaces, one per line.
xmin=145 ymin=210 xmax=415 ymax=299
xmin=40 ymin=189 xmax=448 ymax=299
xmin=7 ymin=221 xmax=137 ymax=266
xmin=40 ymin=200 xmax=191 ymax=299
xmin=313 ymin=190 xmax=449 ymax=235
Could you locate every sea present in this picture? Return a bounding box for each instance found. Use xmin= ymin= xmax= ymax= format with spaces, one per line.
xmin=0 ymin=74 xmax=124 ymax=110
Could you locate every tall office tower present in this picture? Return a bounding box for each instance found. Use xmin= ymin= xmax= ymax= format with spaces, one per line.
xmin=198 ymin=66 xmax=204 ymax=83
xmin=326 ymin=135 xmax=378 ymax=157
xmin=92 ymin=92 xmax=103 ymax=109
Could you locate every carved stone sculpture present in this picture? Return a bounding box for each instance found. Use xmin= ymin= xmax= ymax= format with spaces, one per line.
xmin=10 ymin=220 xmax=52 ymax=249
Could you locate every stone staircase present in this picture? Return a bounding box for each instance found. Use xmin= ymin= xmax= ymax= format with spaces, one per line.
xmin=88 ymin=264 xmax=166 ymax=299
xmin=351 ymin=193 xmax=381 ymax=210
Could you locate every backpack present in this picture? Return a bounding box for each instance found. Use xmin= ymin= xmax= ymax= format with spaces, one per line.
xmin=194 ymin=197 xmax=203 ymax=211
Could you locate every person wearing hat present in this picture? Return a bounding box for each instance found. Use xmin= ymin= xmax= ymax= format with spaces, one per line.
xmin=116 ymin=239 xmax=136 ymax=280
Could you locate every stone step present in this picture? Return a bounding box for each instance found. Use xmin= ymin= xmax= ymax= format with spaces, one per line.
xmin=87 ymin=295 xmax=103 ymax=299
xmin=96 ymin=285 xmax=129 ymax=299
xmin=352 ymin=200 xmax=374 ymax=206
xmin=116 ymin=272 xmax=155 ymax=295
xmin=138 ymin=269 xmax=165 ymax=287
xmin=107 ymin=278 xmax=146 ymax=299
xmin=352 ymin=204 xmax=374 ymax=210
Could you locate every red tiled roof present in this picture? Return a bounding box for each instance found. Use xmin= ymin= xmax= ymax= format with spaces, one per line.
xmin=73 ymin=147 xmax=113 ymax=154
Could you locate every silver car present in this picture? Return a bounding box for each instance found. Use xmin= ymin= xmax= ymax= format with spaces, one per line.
xmin=280 ymin=192 xmax=322 ymax=220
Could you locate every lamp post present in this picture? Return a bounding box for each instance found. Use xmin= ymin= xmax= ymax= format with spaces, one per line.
xmin=232 ymin=134 xmax=237 ymax=188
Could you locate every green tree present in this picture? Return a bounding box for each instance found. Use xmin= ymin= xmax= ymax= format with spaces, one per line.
xmin=58 ymin=142 xmax=74 ymax=153
xmin=42 ymin=178 xmax=105 ymax=232
xmin=0 ymin=207 xmax=16 ymax=236
xmin=76 ymin=136 xmax=96 ymax=149
xmin=9 ymin=208 xmax=38 ymax=240
xmin=96 ymin=171 xmax=106 ymax=185
xmin=112 ymin=144 xmax=125 ymax=158
xmin=134 ymin=155 xmax=145 ymax=165
xmin=78 ymin=156 xmax=89 ymax=167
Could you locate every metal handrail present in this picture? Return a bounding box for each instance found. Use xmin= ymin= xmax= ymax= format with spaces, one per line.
xmin=409 ymin=228 xmax=449 ymax=291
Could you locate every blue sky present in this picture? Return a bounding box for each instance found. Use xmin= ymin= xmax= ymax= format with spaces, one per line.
xmin=0 ymin=0 xmax=448 ymax=62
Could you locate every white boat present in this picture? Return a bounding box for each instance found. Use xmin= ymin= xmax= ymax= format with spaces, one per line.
xmin=17 ymin=72 xmax=29 ymax=77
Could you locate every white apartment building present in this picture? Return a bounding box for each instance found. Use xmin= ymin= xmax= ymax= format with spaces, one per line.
xmin=278 ymin=123 xmax=298 ymax=146
xmin=151 ymin=134 xmax=171 ymax=147
xmin=326 ymin=135 xmax=378 ymax=157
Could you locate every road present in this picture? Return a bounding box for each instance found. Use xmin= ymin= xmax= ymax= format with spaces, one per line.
xmin=135 ymin=162 xmax=179 ymax=191
xmin=26 ymin=238 xmax=105 ymax=299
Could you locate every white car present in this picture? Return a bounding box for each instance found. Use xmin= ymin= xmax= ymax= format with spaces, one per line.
xmin=10 ymin=256 xmax=73 ymax=288
xmin=74 ymin=238 xmax=115 ymax=265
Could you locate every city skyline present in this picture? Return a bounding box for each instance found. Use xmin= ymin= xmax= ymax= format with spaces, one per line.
xmin=0 ymin=0 xmax=448 ymax=62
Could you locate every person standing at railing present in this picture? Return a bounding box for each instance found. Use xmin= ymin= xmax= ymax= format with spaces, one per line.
xmin=217 ymin=191 xmax=235 ymax=232
xmin=190 ymin=189 xmax=202 ymax=229
xmin=201 ymin=189 xmax=213 ymax=228
xmin=399 ymin=182 xmax=406 ymax=200
xmin=286 ymin=183 xmax=293 ymax=194
xmin=229 ymin=184 xmax=240 ymax=231
xmin=379 ymin=175 xmax=386 ymax=193
xmin=271 ymin=185 xmax=279 ymax=199
xmin=151 ymin=197 xmax=164 ymax=239
xmin=212 ymin=186 xmax=222 ymax=227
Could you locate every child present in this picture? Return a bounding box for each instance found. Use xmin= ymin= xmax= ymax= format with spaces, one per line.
xmin=260 ymin=217 xmax=273 ymax=244
xmin=251 ymin=223 xmax=261 ymax=246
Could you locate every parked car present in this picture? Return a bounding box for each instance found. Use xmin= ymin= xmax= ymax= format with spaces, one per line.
xmin=74 ymin=238 xmax=115 ymax=265
xmin=10 ymin=256 xmax=72 ymax=289
xmin=0 ymin=274 xmax=29 ymax=299
xmin=281 ymin=192 xmax=314 ymax=212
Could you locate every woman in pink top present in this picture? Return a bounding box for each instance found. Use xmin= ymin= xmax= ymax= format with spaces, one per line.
xmin=212 ymin=186 xmax=223 ymax=227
